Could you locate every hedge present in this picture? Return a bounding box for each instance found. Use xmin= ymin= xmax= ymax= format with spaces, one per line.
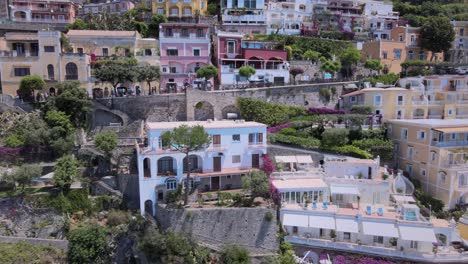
xmin=352 ymin=139 xmax=394 ymax=162
xmin=323 ymin=145 xmax=373 ymax=159
xmin=350 ymin=105 xmax=372 ymax=115
xmin=268 ymin=134 xmax=320 ymax=149
xmin=237 ymin=98 xmax=307 ymax=126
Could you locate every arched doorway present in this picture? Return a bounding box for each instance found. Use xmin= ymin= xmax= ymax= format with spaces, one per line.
xmin=194 ymin=101 xmax=214 ymax=121
xmin=143 ymin=157 xmax=151 ymax=178
xmin=144 ymin=200 xmax=153 ymax=215
xmin=49 ymin=87 xmax=56 ymax=96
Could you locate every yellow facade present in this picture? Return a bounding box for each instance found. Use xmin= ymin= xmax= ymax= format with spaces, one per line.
xmin=0 ymin=31 xmax=90 ymax=96
xmin=388 ymin=119 xmax=468 ymax=209
xmin=148 ymin=0 xmax=208 ymax=18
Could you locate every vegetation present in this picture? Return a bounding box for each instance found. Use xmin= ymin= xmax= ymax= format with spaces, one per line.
xmin=0 ymin=241 xmax=65 ymax=263
xmin=320 ymin=59 xmax=341 ymax=78
xmin=53 ymin=155 xmax=79 ymax=192
xmin=364 ymin=59 xmax=383 ymax=75
xmin=237 ymin=98 xmax=306 ymax=126
xmin=135 ymin=65 xmax=161 ymax=94
xmin=339 ymin=46 xmax=361 ymax=78
xmin=394 ymin=1 xmax=468 ymax=26
xmin=352 ymin=139 xmax=394 ymax=162
xmin=238 ymin=65 xmax=256 ymax=80
xmin=93 ymin=59 xmax=137 ymax=94
xmin=94 ymin=131 xmax=118 ymax=159
xmin=289 ymin=67 xmax=304 ymax=84
xmin=221 ymin=244 xmax=251 ymax=264
xmin=18 ymin=75 xmax=46 ymax=97
xmin=44 ymin=189 xmax=92 ymax=214
xmin=242 ymin=170 xmax=270 ymax=200
xmin=303 ymin=50 xmax=320 ymax=62
xmin=196 ymin=65 xmax=218 ymax=88
xmin=350 ymin=105 xmax=373 ymax=115
xmin=419 ymin=17 xmax=455 ymax=60
xmin=68 ymin=224 xmax=108 ymax=264
xmin=268 ymin=133 xmax=320 ymax=149
xmin=369 ymin=73 xmax=400 ymax=85
xmin=161 ymin=125 xmax=211 ymax=205
xmin=5 ymin=164 xmax=42 ymax=191
xmin=324 ymin=145 xmax=373 ymax=159
xmin=321 ymin=128 xmax=349 ymax=148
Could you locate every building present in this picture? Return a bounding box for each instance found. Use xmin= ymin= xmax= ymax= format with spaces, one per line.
xmin=272 ymin=155 xmax=466 ymax=262
xmin=264 ymin=0 xmax=313 ymax=35
xmin=10 ymin=0 xmax=78 ymax=24
xmin=449 ymin=21 xmax=468 ymax=64
xmin=215 ymin=32 xmax=290 ymax=88
xmin=340 ymin=75 xmax=468 ymax=120
xmin=323 ymin=155 xmax=381 ymax=179
xmin=221 ymin=0 xmax=266 ymax=34
xmin=362 ymin=26 xmax=443 ymax=73
xmin=158 ymin=23 xmax=211 ymax=93
xmin=387 ymin=119 xmax=468 ymax=209
xmin=148 ymin=0 xmax=208 ymax=19
xmin=0 ymin=31 xmax=90 ymax=96
xmin=78 ymin=0 xmax=134 ymax=17
xmin=137 ymin=120 xmax=267 ymax=215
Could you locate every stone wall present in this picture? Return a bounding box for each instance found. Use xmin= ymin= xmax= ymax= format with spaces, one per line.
xmin=0 ymin=235 xmax=68 ymax=250
xmin=117 ymin=174 xmax=140 ymax=209
xmin=155 ymin=205 xmax=279 ymax=255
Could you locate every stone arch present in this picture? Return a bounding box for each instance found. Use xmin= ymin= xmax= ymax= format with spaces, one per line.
xmin=144 ymin=200 xmax=153 ymax=215
xmin=436 ymin=233 xmax=447 ymax=246
xmin=65 ymin=62 xmax=78 ymax=80
xmin=13 ymin=11 xmax=27 ymax=19
xmin=183 ymin=154 xmax=203 ymax=173
xmin=93 ymin=109 xmax=124 ymax=127
xmin=157 ymin=156 xmax=177 ymax=176
xmin=143 ymin=157 xmax=151 ymax=178
xmin=221 ymin=105 xmax=240 ymax=119
xmin=194 ymin=101 xmax=214 ymax=121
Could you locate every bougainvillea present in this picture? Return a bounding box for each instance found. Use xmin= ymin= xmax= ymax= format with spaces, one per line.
xmin=261 ymin=154 xmax=275 ymax=176
xmin=267 ymin=123 xmax=292 ymax=134
xmin=308 ymin=107 xmax=345 ymax=115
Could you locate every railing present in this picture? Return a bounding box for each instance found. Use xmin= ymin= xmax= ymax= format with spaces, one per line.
xmin=12 ymin=17 xmax=71 ymax=23
xmin=65 ymin=75 xmax=78 ymax=80
xmin=432 ymin=140 xmax=468 ymax=147
xmin=157 ymin=170 xmax=177 ymax=176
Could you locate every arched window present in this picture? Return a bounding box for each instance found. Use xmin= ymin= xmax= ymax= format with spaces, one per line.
xmin=145 ymin=49 xmax=152 ymax=56
xmin=47 ymin=64 xmax=54 ymax=80
xmin=419 ymin=51 xmax=425 ymax=60
xmin=166 ymin=178 xmax=177 ymax=190
xmin=408 ymin=50 xmax=414 ymax=60
xmin=65 ymin=62 xmax=78 ymax=80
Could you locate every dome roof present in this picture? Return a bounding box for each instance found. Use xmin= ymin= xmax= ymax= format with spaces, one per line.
xmin=392 ymin=173 xmax=415 ymax=195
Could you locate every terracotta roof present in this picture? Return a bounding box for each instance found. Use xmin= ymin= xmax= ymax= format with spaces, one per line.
xmin=67 ymin=30 xmax=137 ymax=37
xmin=341 ymin=90 xmax=362 ymax=97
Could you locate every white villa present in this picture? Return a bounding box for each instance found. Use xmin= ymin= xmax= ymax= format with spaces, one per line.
xmin=137 ymin=120 xmax=267 ymax=215
xmin=272 ymin=155 xmax=467 ymax=262
xmin=265 ymin=0 xmax=313 ymax=35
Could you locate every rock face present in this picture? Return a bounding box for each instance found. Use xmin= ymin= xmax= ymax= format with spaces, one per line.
xmin=155 ymin=206 xmax=279 ymax=255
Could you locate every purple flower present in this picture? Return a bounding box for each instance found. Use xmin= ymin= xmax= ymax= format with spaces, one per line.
xmin=308 ymin=107 xmax=345 ymax=115
xmin=267 ymin=123 xmax=292 ymax=134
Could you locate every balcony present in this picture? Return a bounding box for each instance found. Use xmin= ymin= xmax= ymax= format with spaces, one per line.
xmin=432 ymin=140 xmax=468 ymax=147
xmin=222 ymin=14 xmax=266 ymax=24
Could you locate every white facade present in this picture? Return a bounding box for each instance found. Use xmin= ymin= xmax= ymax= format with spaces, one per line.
xmin=219 ymin=66 xmax=291 ymax=86
xmin=323 ymin=155 xmax=381 ymax=179
xmin=138 ymin=120 xmax=267 ymax=215
xmin=222 ymin=0 xmax=266 ymax=26
xmin=265 ymin=0 xmax=313 ymax=35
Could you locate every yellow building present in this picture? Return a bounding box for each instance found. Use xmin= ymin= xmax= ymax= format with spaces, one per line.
xmin=148 ymin=0 xmax=207 ymax=18
xmin=387 ymin=119 xmax=468 ymax=209
xmin=362 ymin=26 xmax=443 ymax=74
xmin=0 ymin=31 xmax=90 ymax=96
xmin=340 ymin=75 xmax=468 ymax=121
xmin=449 ymin=20 xmax=468 ymax=64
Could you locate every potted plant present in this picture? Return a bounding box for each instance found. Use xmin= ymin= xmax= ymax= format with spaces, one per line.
xmin=304 ymin=199 xmax=311 ymax=209
xmin=330 ymin=230 xmax=336 ymax=241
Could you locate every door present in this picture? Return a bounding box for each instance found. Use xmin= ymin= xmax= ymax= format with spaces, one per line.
xmin=368 ymin=167 xmax=372 ymax=179
xmin=252 ymin=154 xmax=260 ymax=168
xmin=211 ymin=176 xmax=220 ymax=191
xmin=213 ymin=157 xmax=221 ymax=172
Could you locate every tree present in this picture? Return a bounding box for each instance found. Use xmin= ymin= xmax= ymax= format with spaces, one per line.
xmin=289 ymin=67 xmax=304 ymax=85
xmin=45 ymin=110 xmax=74 ymax=137
xmin=321 ymin=128 xmax=349 ymax=148
xmin=303 ymin=50 xmax=319 ymax=62
xmin=161 ymin=125 xmax=211 ymax=205
xmin=93 ymin=59 xmax=137 ymax=95
xmin=238 ymin=65 xmax=256 ymax=84
xmin=94 ymin=131 xmax=118 ymax=162
xmin=420 ymin=17 xmax=455 ymax=61
xmin=18 ymin=75 xmax=45 ymax=98
xmin=8 ymin=164 xmax=42 ymax=191
xmin=47 ymin=82 xmax=92 ymax=127
xmin=320 ymin=60 xmax=341 ymax=78
xmin=207 ymin=2 xmax=219 ymax=16
xmin=339 ymin=46 xmax=361 ymax=79
xmin=364 ymin=59 xmax=383 ymax=75
xmin=68 ymin=224 xmax=108 ymax=264
xmin=242 ymin=170 xmax=269 ymax=200
xmin=53 ymin=155 xmax=79 ymax=192
xmin=196 ymin=65 xmax=218 ymax=89
xmin=221 ymin=244 xmax=250 ymax=264
xmin=135 ymin=65 xmax=161 ymax=94
xmin=65 ymin=18 xmax=89 ymax=31
xmin=147 ymin=14 xmax=168 ymax=38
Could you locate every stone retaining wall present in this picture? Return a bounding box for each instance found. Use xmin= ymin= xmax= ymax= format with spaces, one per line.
xmin=0 ymin=235 xmax=68 ymax=250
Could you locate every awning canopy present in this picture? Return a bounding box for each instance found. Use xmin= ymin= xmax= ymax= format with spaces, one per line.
xmin=392 ymin=194 xmax=416 ymax=203
xmin=330 ymin=185 xmax=360 ymax=195
xmin=336 ymin=218 xmax=359 ymax=233
xmin=296 ymin=155 xmax=313 ymax=164
xmin=308 ymin=215 xmax=335 ymax=229
xmin=275 ymin=156 xmax=297 ymax=163
xmin=283 ymin=213 xmax=309 ymax=228
xmin=362 ymin=221 xmax=399 ymax=237
xmin=399 ymin=225 xmax=437 ymax=242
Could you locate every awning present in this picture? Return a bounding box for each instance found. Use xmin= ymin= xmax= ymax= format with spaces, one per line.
xmin=336 ymin=218 xmax=359 ymax=233
xmin=283 ymin=213 xmax=309 ymax=228
xmin=275 ymin=156 xmax=297 ymax=163
xmin=362 ymin=221 xmax=399 ymax=237
xmin=296 ymin=155 xmax=313 ymax=164
xmin=399 ymin=225 xmax=437 ymax=242
xmin=392 ymin=194 xmax=416 ymax=203
xmin=330 ymin=185 xmax=360 ymax=195
xmin=308 ymin=215 xmax=335 ymax=229
xmin=434 ymin=127 xmax=468 ymax=133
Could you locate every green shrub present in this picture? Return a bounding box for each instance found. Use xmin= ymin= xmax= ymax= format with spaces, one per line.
xmin=45 ymin=189 xmax=91 ymax=214
xmin=321 ymin=128 xmax=349 ymax=147
xmin=324 ymin=145 xmax=373 ymax=159
xmin=319 ymin=88 xmax=332 ymax=102
xmin=268 ymin=134 xmax=320 ymax=149
xmin=106 ymin=210 xmax=130 ymax=227
xmin=352 ymin=139 xmax=394 ymax=162
xmin=350 ymin=105 xmax=372 ymax=115
xmin=237 ymin=98 xmax=306 ymax=126
xmin=4 ymin=134 xmax=25 ymax=147
xmin=221 ymin=244 xmax=251 ymax=264
xmin=68 ymin=224 xmax=108 ymax=264
xmin=279 ymin=127 xmax=297 ymax=136
xmin=264 ymin=211 xmax=273 ymax=222
xmin=369 ymin=73 xmax=399 ymax=85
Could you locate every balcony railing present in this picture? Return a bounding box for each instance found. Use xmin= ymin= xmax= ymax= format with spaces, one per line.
xmin=65 ymin=75 xmax=78 ymax=80
xmin=432 ymin=140 xmax=468 ymax=147
xmin=157 ymin=170 xmax=177 ymax=176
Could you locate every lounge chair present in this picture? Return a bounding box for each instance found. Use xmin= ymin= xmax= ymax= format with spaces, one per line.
xmin=378 ymin=207 xmax=384 ymax=216
xmin=366 ymin=205 xmax=372 ymax=215
xmin=322 ymin=202 xmax=328 ymax=209
xmin=312 ymin=201 xmax=317 ymax=209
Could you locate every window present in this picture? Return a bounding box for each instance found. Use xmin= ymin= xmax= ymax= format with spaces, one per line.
xmin=319 ymin=228 xmax=324 ymax=237
xmin=373 ymin=236 xmax=384 ymax=244
xmin=165 ymin=28 xmax=173 ymax=37
xmin=421 ymin=168 xmax=426 ymax=177
xmin=167 ymin=49 xmax=178 ymax=56
xmin=373 ymin=95 xmax=382 ymax=106
xmin=408 ymin=50 xmax=414 ymax=60
xmin=407 ymin=146 xmax=414 ymax=159
xmin=232 ymin=155 xmax=241 ymax=163
xmin=65 ymin=63 xmax=78 ymax=80
xmin=227 ymin=41 xmax=235 ymax=54
xmin=399 ymin=34 xmax=403 ymax=41
xmin=450 ymin=133 xmax=456 ymax=140
xmin=193 ymin=49 xmax=200 ymax=57
xmin=292 ymin=226 xmax=298 ymax=234
xmin=170 ymin=67 xmax=177 ymax=73
xmin=212 ymin=135 xmax=221 ymax=146
xmin=158 ymin=157 xmax=174 ymax=174
xmin=244 ymin=0 xmax=256 ymax=8
xmin=197 ymin=29 xmax=204 ymax=38
xmin=248 ymin=133 xmax=263 ymax=145
xmin=419 ymin=51 xmax=425 ymax=60
xmin=397 ymin=95 xmax=404 ymax=105
xmin=157 ymin=8 xmax=164 ymax=14
xmin=406 ymin=164 xmax=413 ymax=176
xmin=410 ymin=34 xmax=415 ymax=44
xmin=13 ymin=43 xmax=25 ymax=56
xmin=44 ymin=46 xmax=55 ymax=52
xmin=181 ymin=28 xmax=189 ymax=37
xmin=350 ymin=96 xmax=356 ymax=103
xmin=382 ymin=51 xmax=387 ymax=59
xmin=232 ymin=134 xmax=240 ymax=142
xmin=460 ymin=28 xmax=464 ymax=37
xmin=14 ymin=67 xmax=30 ymax=77
xmin=102 ymin=48 xmax=108 ymax=56
xmin=401 ymin=128 xmax=408 ymax=140
xmin=448 ymin=109 xmax=454 ymax=116
xmin=166 ymin=179 xmax=177 ymax=190
xmin=431 ymin=152 xmax=436 ymax=161
xmin=459 ymin=174 xmax=467 ymax=187
xmin=394 ymin=49 xmax=401 ymax=60
xmin=344 ymin=232 xmax=351 ymax=240
xmin=47 ymin=64 xmax=54 ymax=80
xmin=200 ymin=0 xmax=204 ymax=9
xmin=439 ymin=172 xmax=446 ymax=184
xmin=410 ymin=240 xmax=418 ymax=249
xmin=418 ymin=131 xmax=426 ymax=140
xmin=183 ymin=8 xmax=191 ymax=16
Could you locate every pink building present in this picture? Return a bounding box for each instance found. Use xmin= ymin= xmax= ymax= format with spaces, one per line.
xmin=10 ymin=0 xmax=78 ymax=24
xmin=78 ymin=0 xmax=134 ymax=17
xmin=159 ymin=23 xmax=212 ymax=93
xmin=215 ymin=32 xmax=290 ymax=87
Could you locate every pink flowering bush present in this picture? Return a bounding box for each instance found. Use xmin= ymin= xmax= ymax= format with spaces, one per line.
xmin=308 ymin=107 xmax=345 ymax=115
xmin=261 ymin=154 xmax=275 ymax=176
xmin=267 ymin=123 xmax=292 ymax=134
